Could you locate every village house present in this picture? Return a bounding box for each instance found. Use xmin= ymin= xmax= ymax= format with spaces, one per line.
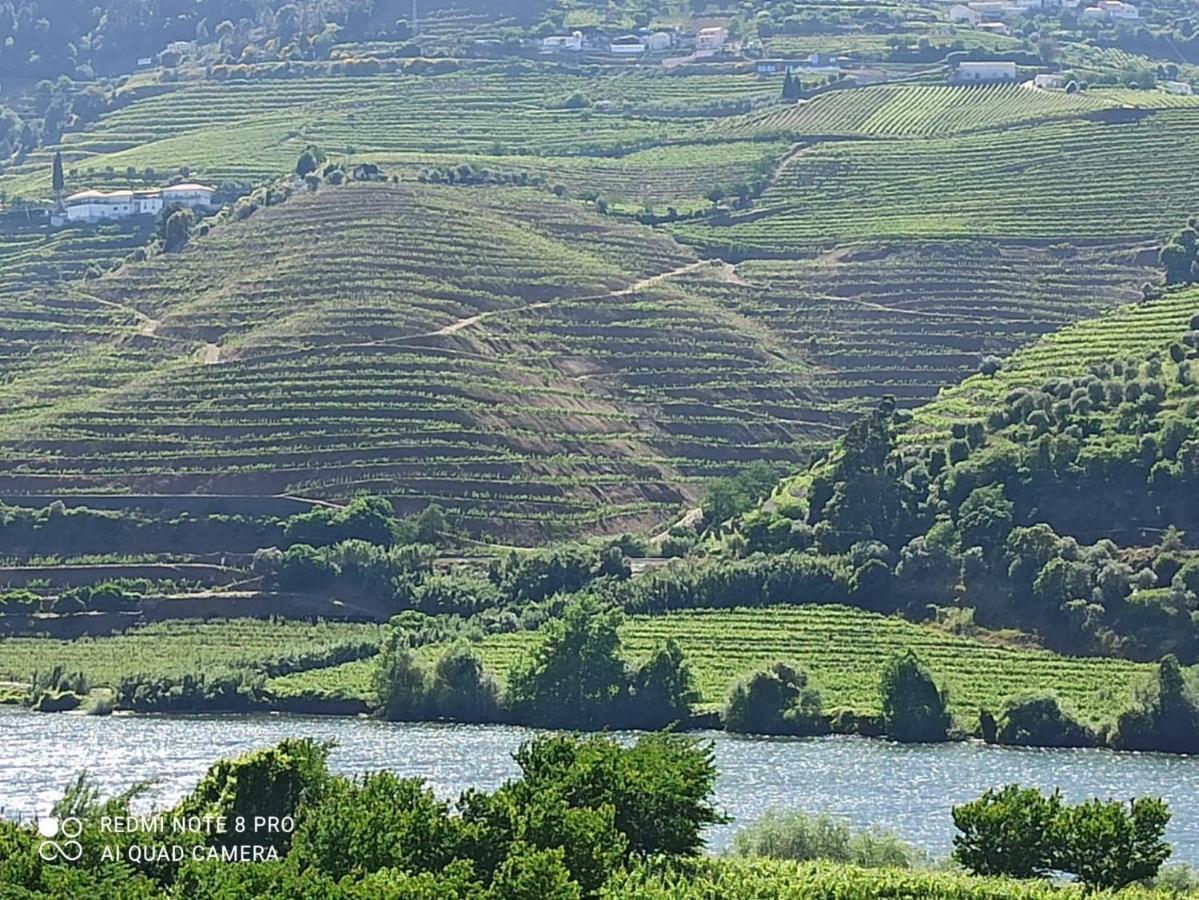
xmin=1165 ymin=80 xmax=1194 ymax=95
xmin=64 ymin=183 xmax=216 ymax=224
xmin=541 ymin=32 xmax=583 ymax=52
xmin=1034 ymin=72 xmax=1066 ymax=89
xmin=696 ymin=26 xmax=728 ymax=52
xmin=955 ymin=60 xmax=1018 ymax=82
xmin=609 ymin=34 xmax=647 ymax=55
xmin=645 ymin=31 xmax=674 ymax=51
xmin=1081 ymin=0 xmax=1139 ymax=20
xmin=977 ymin=21 xmax=1010 ymax=35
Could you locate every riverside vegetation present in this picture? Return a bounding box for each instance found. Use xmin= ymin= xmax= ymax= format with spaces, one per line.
xmin=0 ymin=733 xmax=1188 ymax=898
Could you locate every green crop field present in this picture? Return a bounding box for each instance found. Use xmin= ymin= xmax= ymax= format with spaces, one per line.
xmin=270 ymin=605 xmax=1152 ymax=723
xmin=0 ymin=618 xmax=385 ymax=687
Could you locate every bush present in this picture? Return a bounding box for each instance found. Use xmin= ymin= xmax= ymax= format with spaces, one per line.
xmin=625 ymin=639 xmax=700 ymax=730
xmin=723 ymin=662 xmax=827 ymax=736
xmin=729 ymin=810 xmax=919 ymax=868
xmin=879 ymin=651 xmax=950 ymax=742
xmin=1111 ymin=655 xmax=1199 ymax=753
xmin=995 ymin=693 xmax=1095 ymax=747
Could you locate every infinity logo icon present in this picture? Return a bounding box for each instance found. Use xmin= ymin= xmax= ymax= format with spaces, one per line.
xmin=37 ymin=816 xmax=84 ymax=862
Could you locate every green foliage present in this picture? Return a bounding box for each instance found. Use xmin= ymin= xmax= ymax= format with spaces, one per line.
xmin=995 ymin=693 xmax=1096 ymax=747
xmin=283 ymin=496 xmax=399 ymax=548
xmin=505 ymin=595 xmax=628 ymax=728
xmin=954 ymin=785 xmax=1172 ymax=890
xmin=1058 ymin=797 xmax=1172 ymax=891
xmin=729 ymin=810 xmax=920 ymax=868
xmin=1112 ymin=655 xmax=1199 ymax=753
xmin=176 ymin=738 xmax=332 ymax=854
xmin=952 ymin=785 xmax=1064 ymax=879
xmin=626 ymin=639 xmax=701 ymax=730
xmin=702 ymin=461 xmax=779 ymax=527
xmin=879 ymin=651 xmax=951 ymax=742
xmin=723 ymin=662 xmax=827 ymax=736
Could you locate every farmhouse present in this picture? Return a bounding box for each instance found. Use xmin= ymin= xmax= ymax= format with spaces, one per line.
xmin=1034 ymin=73 xmax=1066 ymax=89
xmin=542 ymin=32 xmax=582 ymax=52
xmin=609 ymin=34 xmax=647 ymax=55
xmin=955 ymin=60 xmax=1018 ymax=82
xmin=696 ymin=27 xmax=728 ymax=51
xmin=1165 ymin=80 xmax=1194 ymax=95
xmin=645 ymin=31 xmax=674 ymax=51
xmin=1081 ymin=0 xmax=1139 ymax=20
xmin=64 ymin=183 xmax=216 ymax=224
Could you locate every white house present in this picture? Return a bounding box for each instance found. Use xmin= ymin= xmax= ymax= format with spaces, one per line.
xmin=1082 ymin=0 xmax=1139 ymax=20
xmin=1165 ymin=80 xmax=1194 ymax=95
xmin=609 ymin=35 xmax=647 ymax=55
xmin=696 ymin=26 xmax=728 ymax=51
xmin=542 ymin=32 xmax=583 ymax=52
xmin=956 ymin=60 xmax=1018 ymax=82
xmin=977 ymin=21 xmax=1010 ymax=35
xmin=646 ymin=31 xmax=673 ymax=51
xmin=950 ymin=4 xmax=983 ymax=23
xmin=64 ymin=183 xmax=215 ymax=224
xmin=160 ymin=183 xmax=217 ymax=208
xmin=1034 ymin=72 xmax=1066 ymax=89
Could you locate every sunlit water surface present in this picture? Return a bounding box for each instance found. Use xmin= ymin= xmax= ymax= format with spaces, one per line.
xmin=3 ymin=707 xmax=1198 ymax=859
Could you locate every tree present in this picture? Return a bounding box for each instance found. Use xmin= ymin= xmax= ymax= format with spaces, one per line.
xmin=51 ymin=151 xmax=64 ymax=203
xmin=295 ymin=145 xmax=323 ymax=177
xmin=489 ymin=844 xmax=581 ymax=900
xmin=952 ymin=785 xmax=1062 ymax=878
xmin=724 ymin=662 xmax=827 ymax=735
xmin=1112 ymin=654 xmax=1199 ymax=753
xmin=373 ymin=635 xmax=430 ymax=721
xmin=510 ymin=732 xmax=725 ymax=859
xmin=162 ymin=208 xmax=194 ymax=252
xmin=175 ymin=739 xmax=332 ymax=854
xmin=505 ymin=595 xmax=627 ymax=728
xmin=1058 ymin=797 xmax=1171 ymax=890
xmin=426 ymin=643 xmax=499 ymax=723
xmin=879 ymin=651 xmax=950 ymax=742
xmin=626 ymin=639 xmax=700 ymax=729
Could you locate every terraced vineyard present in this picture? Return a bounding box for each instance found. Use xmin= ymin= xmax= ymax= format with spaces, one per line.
xmin=2 ymin=71 xmax=781 ymax=200
xmin=0 ymin=619 xmax=385 ymax=687
xmin=269 ymin=605 xmax=1151 ymax=722
xmin=906 ymin=284 xmax=1199 ymax=440
xmin=727 ymin=84 xmax=1199 ymax=139
xmin=679 ymin=107 xmax=1199 ymax=251
xmin=676 ymin=241 xmax=1156 ymax=418
xmin=0 ymin=183 xmax=828 ymax=537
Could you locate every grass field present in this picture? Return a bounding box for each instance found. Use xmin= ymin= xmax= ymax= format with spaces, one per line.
xmin=0 ymin=619 xmax=385 ymax=687
xmin=270 ymin=605 xmax=1153 ymax=723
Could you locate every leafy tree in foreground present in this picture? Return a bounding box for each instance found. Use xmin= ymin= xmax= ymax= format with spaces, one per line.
xmin=1058 ymin=797 xmax=1172 ymax=891
xmin=952 ymin=785 xmax=1063 ymax=878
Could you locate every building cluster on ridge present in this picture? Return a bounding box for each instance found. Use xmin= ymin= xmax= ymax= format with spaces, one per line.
xmin=61 ymin=183 xmax=217 ymax=223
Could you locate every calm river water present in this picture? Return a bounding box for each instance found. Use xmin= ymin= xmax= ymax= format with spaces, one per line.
xmin=3 ymin=707 xmax=1198 ymax=860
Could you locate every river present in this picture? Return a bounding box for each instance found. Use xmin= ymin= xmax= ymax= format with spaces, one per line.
xmin=3 ymin=707 xmax=1199 ymax=861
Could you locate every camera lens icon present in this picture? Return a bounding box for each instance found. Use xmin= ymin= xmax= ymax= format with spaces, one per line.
xmin=37 ymin=816 xmax=83 ymax=862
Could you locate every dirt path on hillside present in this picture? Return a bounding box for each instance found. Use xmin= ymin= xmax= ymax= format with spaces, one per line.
xmin=427 ymin=258 xmax=717 ymax=339
xmin=73 ymin=290 xmax=161 ymax=336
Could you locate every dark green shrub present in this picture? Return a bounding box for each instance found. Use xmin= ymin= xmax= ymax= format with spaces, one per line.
xmin=996 ymin=693 xmax=1095 ymax=748
xmin=724 ymin=662 xmax=827 ymax=736
xmin=879 ymin=651 xmax=950 ymax=742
